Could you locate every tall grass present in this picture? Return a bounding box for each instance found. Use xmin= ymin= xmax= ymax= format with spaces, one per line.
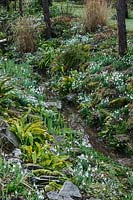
xmin=83 ymin=0 xmax=111 ymax=32
xmin=12 ymin=16 xmax=38 ymax=53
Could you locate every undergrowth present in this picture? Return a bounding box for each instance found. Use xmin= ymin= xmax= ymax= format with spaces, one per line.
xmin=0 ymin=2 xmax=133 ymax=200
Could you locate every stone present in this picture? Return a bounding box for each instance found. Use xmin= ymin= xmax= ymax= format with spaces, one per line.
xmin=58 ymin=196 xmax=74 ymax=200
xmin=0 ymin=39 xmax=7 ymax=52
xmin=58 ymin=181 xmax=81 ymax=199
xmin=47 ymin=191 xmax=58 ymax=200
xmin=12 ymin=148 xmax=22 ymax=157
xmin=0 ymin=120 xmax=20 ymax=153
xmin=24 ymin=163 xmax=43 ymax=170
xmin=47 ymin=181 xmax=81 ymax=200
xmin=0 ymin=39 xmax=7 ymax=43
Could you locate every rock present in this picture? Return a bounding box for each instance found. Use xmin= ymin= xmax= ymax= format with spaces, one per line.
xmin=31 ymin=176 xmax=60 ymax=185
xmin=12 ymin=148 xmax=22 ymax=157
xmin=0 ymin=120 xmax=20 ymax=153
xmin=0 ymin=38 xmax=7 ymax=43
xmin=58 ymin=196 xmax=74 ymax=200
xmin=31 ymin=176 xmax=49 ymax=186
xmin=47 ymin=192 xmax=74 ymax=200
xmin=58 ymin=181 xmax=81 ymax=199
xmin=0 ymin=38 xmax=7 ymax=52
xmin=47 ymin=191 xmax=58 ymax=200
xmin=47 ymin=181 xmax=81 ymax=200
xmin=24 ymin=163 xmax=43 ymax=170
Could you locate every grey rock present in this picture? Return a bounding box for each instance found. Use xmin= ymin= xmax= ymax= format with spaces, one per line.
xmin=0 ymin=38 xmax=7 ymax=43
xmin=58 ymin=196 xmax=73 ymax=200
xmin=25 ymin=163 xmax=43 ymax=170
xmin=12 ymin=148 xmax=22 ymax=157
xmin=58 ymin=181 xmax=81 ymax=199
xmin=47 ymin=181 xmax=81 ymax=200
xmin=47 ymin=191 xmax=58 ymax=200
xmin=31 ymin=177 xmax=49 ymax=186
xmin=0 ymin=120 xmax=20 ymax=152
xmin=31 ymin=176 xmax=61 ymax=187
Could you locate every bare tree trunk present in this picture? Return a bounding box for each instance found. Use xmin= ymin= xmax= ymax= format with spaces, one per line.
xmin=42 ymin=0 xmax=52 ymax=39
xmin=117 ymin=0 xmax=127 ymax=57
xmin=6 ymin=0 xmax=9 ymax=11
xmin=14 ymin=0 xmax=17 ymax=11
xmin=125 ymin=0 xmax=128 ymax=18
xmin=19 ymin=0 xmax=23 ymax=16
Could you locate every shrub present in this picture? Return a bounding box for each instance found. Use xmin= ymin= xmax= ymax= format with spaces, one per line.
xmin=83 ymin=0 xmax=111 ymax=32
xmin=56 ymin=44 xmax=90 ymax=71
xmin=51 ymin=16 xmax=72 ymax=37
xmin=12 ymin=17 xmax=38 ymax=53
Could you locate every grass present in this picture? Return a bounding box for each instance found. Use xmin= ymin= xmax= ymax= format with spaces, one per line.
xmin=53 ymin=1 xmax=133 ymax=32
xmin=53 ymin=2 xmax=84 ymax=17
xmin=109 ymin=18 xmax=133 ymax=32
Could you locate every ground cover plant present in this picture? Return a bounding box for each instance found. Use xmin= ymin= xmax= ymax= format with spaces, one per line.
xmin=0 ymin=0 xmax=133 ymax=199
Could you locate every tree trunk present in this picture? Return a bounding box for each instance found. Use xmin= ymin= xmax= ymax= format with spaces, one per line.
xmin=116 ymin=0 xmax=127 ymax=57
xmin=42 ymin=0 xmax=52 ymax=39
xmin=6 ymin=0 xmax=9 ymax=11
xmin=125 ymin=0 xmax=128 ymax=18
xmin=14 ymin=0 xmax=17 ymax=11
xmin=19 ymin=0 xmax=23 ymax=16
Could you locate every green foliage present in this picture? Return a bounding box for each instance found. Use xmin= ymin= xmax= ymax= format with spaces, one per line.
xmin=57 ymin=76 xmax=74 ymax=96
xmin=0 ymin=77 xmax=14 ymax=105
xmin=57 ymin=44 xmax=90 ymax=71
xmin=38 ymin=48 xmax=56 ymax=70
xmin=52 ymin=16 xmax=72 ymax=37
xmin=0 ymin=4 xmax=133 ymax=199
xmin=0 ymin=156 xmax=38 ymax=199
xmin=9 ymin=117 xmax=50 ymax=146
xmin=50 ymin=5 xmax=61 ymax=18
xmin=8 ymin=108 xmax=71 ymax=174
xmin=37 ymin=107 xmax=65 ymax=134
xmin=0 ymin=32 xmax=6 ymax=39
xmin=73 ymin=147 xmax=133 ymax=200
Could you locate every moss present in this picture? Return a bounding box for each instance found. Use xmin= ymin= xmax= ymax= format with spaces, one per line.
xmin=87 ymin=81 xmax=99 ymax=89
xmin=32 ymin=169 xmax=62 ymax=176
xmin=0 ymin=32 xmax=6 ymax=40
xmin=109 ymin=97 xmax=130 ymax=108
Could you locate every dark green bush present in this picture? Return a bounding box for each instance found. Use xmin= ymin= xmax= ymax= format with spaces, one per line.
xmin=57 ymin=44 xmax=90 ymax=71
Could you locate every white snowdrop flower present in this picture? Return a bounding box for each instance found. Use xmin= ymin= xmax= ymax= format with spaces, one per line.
xmin=101 ymin=173 xmax=104 ymax=178
xmin=85 ymin=171 xmax=89 ymax=177
xmin=28 ymin=191 xmax=31 ymax=196
xmin=78 ymin=154 xmax=85 ymax=160
xmin=36 ymin=190 xmax=40 ymax=195
xmin=93 ymin=166 xmax=98 ymax=173
xmin=33 ymin=182 xmax=37 ymax=189
xmin=4 ymin=165 xmax=6 ymax=169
